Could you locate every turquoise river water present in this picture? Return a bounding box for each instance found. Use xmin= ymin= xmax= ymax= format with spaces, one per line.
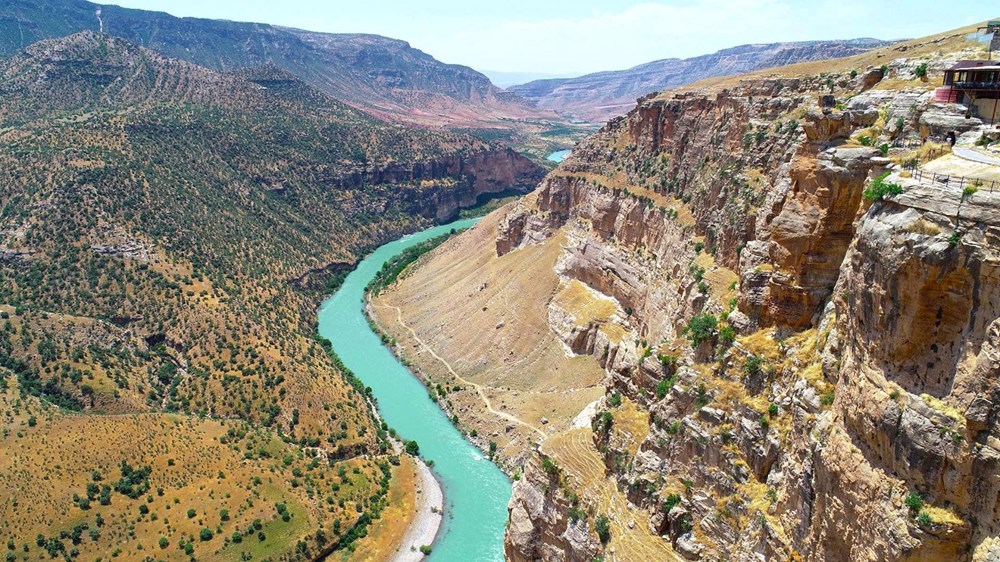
xmin=317 ymin=217 xmax=510 ymax=561
xmin=547 ymin=149 xmax=571 ymax=163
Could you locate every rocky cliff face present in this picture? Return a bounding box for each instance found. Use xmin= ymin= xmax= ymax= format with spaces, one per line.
xmin=332 ymin=146 xmax=545 ymax=221
xmin=499 ymin=51 xmax=1000 ymax=562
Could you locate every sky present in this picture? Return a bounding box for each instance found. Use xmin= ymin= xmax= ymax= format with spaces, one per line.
xmin=102 ymin=0 xmax=998 ymax=76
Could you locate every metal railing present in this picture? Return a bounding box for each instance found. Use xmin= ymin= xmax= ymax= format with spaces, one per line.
xmin=952 ymin=80 xmax=1000 ymax=91
xmin=908 ymin=168 xmax=999 ymax=193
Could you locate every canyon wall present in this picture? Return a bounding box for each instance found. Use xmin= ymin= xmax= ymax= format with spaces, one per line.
xmin=499 ymin=66 xmax=1000 ymax=562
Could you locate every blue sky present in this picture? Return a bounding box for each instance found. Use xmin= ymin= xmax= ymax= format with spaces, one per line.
xmin=103 ymin=0 xmax=997 ymax=75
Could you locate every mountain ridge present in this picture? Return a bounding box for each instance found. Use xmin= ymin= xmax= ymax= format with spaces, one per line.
xmin=508 ymin=38 xmax=897 ymax=122
xmin=0 ymin=0 xmax=550 ymax=128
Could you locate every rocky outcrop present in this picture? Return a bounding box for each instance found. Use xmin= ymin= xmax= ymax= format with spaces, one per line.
xmin=741 ymin=109 xmax=886 ymax=330
xmin=505 ymin=453 xmax=602 ymax=562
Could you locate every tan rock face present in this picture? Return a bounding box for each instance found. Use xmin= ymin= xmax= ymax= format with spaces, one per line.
xmin=505 ymin=454 xmax=602 ymax=562
xmin=748 ymin=140 xmax=884 ymax=329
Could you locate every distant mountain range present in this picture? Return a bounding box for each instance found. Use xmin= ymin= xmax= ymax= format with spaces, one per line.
xmin=0 ymin=0 xmax=549 ymax=128
xmin=507 ymin=38 xmax=897 ymax=122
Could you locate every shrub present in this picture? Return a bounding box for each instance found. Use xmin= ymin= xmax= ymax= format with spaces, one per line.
xmin=917 ymin=511 xmax=933 ymax=527
xmin=663 ymin=493 xmax=682 ymax=513
xmin=158 ymin=537 xmax=168 ymax=549
xmin=658 ymin=354 xmax=677 ymax=370
xmin=717 ymin=325 xmax=735 ymax=351
xmin=541 ymin=457 xmax=560 ymax=476
xmin=863 ymin=172 xmax=903 ymax=202
xmin=768 ymin=403 xmax=779 ymax=417
xmin=419 ymin=545 xmax=432 ymax=555
xmin=656 ymin=375 xmax=678 ymax=400
xmin=905 ymin=492 xmax=924 ymax=513
xmin=915 ymin=62 xmax=928 ymax=79
xmin=608 ymin=391 xmax=622 ymax=408
xmin=743 ymin=355 xmax=764 ymax=378
xmin=595 ymin=514 xmax=611 ymax=544
xmin=685 ymin=313 xmax=718 ymax=348
xmin=198 ymin=528 xmax=213 ymax=541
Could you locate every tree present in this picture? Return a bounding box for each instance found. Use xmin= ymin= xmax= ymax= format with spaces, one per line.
xmin=199 ymin=528 xmax=214 ymax=541
xmin=404 ymin=440 xmax=419 ymax=456
xmin=685 ymin=314 xmax=718 ymax=348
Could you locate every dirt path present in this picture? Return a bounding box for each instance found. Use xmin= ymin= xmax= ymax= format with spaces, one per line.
xmin=376 ymin=303 xmax=548 ymax=439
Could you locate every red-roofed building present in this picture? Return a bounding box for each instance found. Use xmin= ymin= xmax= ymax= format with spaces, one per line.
xmin=936 ymin=60 xmax=1000 ymax=122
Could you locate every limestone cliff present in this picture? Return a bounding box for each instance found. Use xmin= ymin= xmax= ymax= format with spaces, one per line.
xmin=497 ymin=41 xmax=1000 ymax=562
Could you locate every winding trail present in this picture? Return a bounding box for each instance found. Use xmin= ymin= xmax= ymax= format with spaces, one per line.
xmin=375 ymin=302 xmax=548 ymax=439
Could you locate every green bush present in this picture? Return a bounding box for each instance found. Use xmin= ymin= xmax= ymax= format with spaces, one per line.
xmin=717 ymin=325 xmax=735 ymax=351
xmin=685 ymin=313 xmax=718 ymax=348
xmin=595 ymin=514 xmax=611 ymax=544
xmin=405 ymin=440 xmax=420 ymax=456
xmin=663 ymin=493 xmax=682 ymax=513
xmin=915 ymin=63 xmax=928 ymax=79
xmin=541 ymin=457 xmax=560 ymax=476
xmin=198 ymin=528 xmax=213 ymax=541
xmin=917 ymin=511 xmax=933 ymax=527
xmin=656 ymin=375 xmax=678 ymax=400
xmin=905 ymin=492 xmax=924 ymax=513
xmin=743 ymin=355 xmax=764 ymax=378
xmin=863 ymin=172 xmax=903 ymax=202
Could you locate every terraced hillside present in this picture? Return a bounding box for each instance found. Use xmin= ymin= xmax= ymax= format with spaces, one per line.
xmin=0 ymin=31 xmax=542 ymax=559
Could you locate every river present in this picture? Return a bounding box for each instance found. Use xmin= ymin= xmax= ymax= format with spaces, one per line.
xmin=547 ymin=149 xmax=571 ymax=163
xmin=317 ymin=217 xmax=510 ymax=561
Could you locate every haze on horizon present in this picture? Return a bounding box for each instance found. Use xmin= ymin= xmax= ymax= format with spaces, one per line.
xmin=95 ymin=0 xmax=999 ymax=78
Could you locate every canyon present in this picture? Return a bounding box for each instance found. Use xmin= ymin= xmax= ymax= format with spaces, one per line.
xmin=2 ymin=3 xmax=1000 ymax=561
xmin=375 ymin=21 xmax=1000 ymax=562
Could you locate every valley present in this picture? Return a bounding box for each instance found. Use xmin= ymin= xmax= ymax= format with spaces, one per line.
xmin=2 ymin=2 xmax=1000 ymax=562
